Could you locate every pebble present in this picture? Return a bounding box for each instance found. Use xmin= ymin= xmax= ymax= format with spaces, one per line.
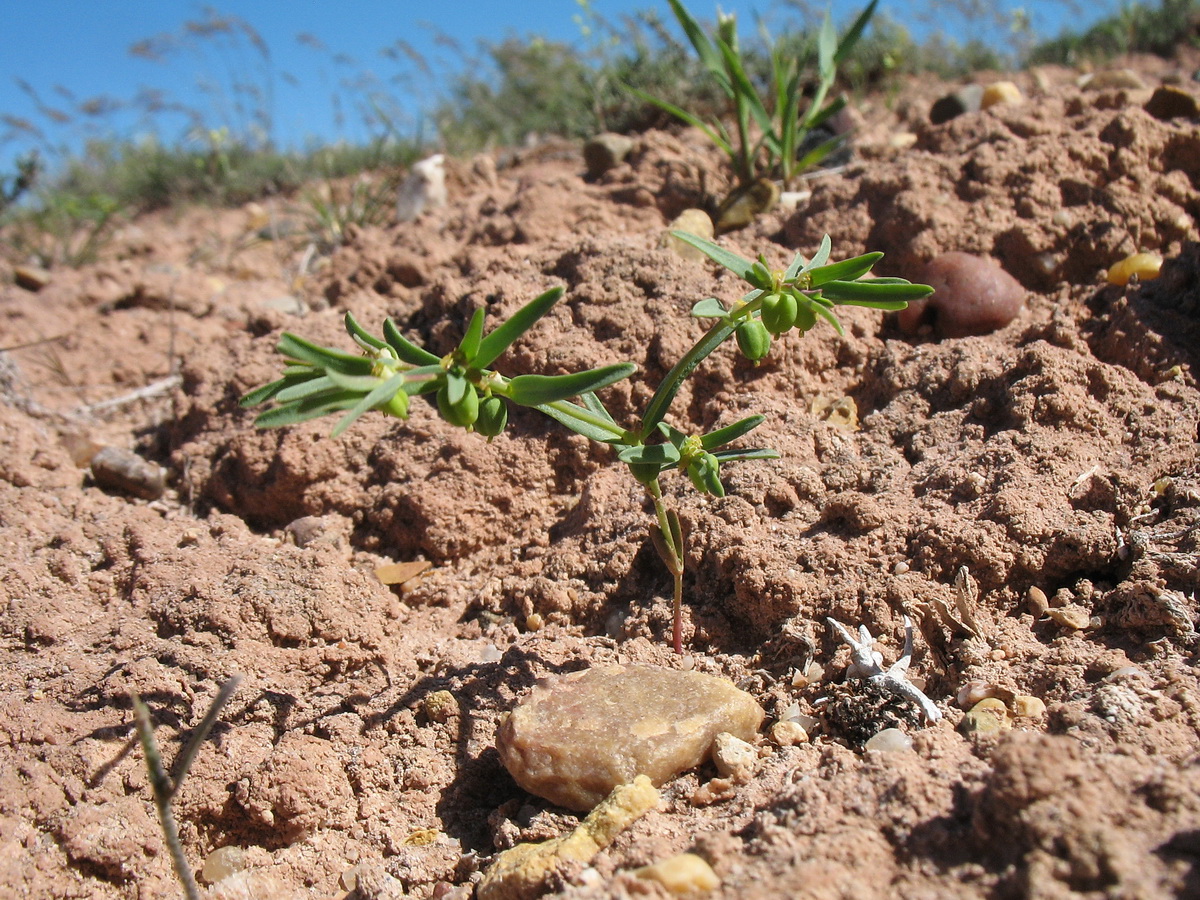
xmin=1081 ymin=68 xmax=1147 ymax=91
xmin=1012 ymin=695 xmax=1047 ymax=719
xmin=1144 ymin=85 xmax=1200 ymax=120
xmin=374 ymin=560 xmax=431 ymax=586
xmin=89 ymin=446 xmax=166 ymax=500
xmin=981 ymin=81 xmax=1023 ymax=110
xmin=712 ymin=732 xmax=758 ymax=782
xmin=663 ymin=209 xmax=715 ymax=262
xmin=477 ymin=776 xmax=658 ymax=900
xmin=1044 ymin=604 xmax=1091 ymax=630
xmin=496 ymin=665 xmax=763 ymax=811
xmin=930 ymin=84 xmax=983 ymax=124
xmin=633 ymin=853 xmax=720 ymax=895
xmin=1027 ymin=586 xmax=1050 ymax=617
xmin=13 ymin=264 xmax=52 ymax=292
xmin=1106 ymin=252 xmax=1163 ymax=286
xmin=582 ymin=132 xmax=635 ymax=177
xmin=199 ymin=845 xmax=246 ymax=885
xmin=777 ymin=189 xmax=813 ymax=213
xmin=714 ymin=178 xmax=778 ymax=233
xmin=397 ymin=154 xmax=447 ymax=222
xmin=956 ymin=681 xmax=1015 ymax=710
xmin=423 ymin=690 xmax=459 ymax=724
xmin=898 ymin=252 xmax=1025 ymax=338
xmin=961 ymin=698 xmax=1011 ymax=735
xmin=769 ymin=719 xmax=809 ymax=747
xmin=864 ymin=727 xmax=913 ymax=753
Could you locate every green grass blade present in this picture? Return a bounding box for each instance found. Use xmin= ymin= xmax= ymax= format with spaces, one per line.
xmin=535 ymin=400 xmax=626 ymax=444
xmin=667 ymin=0 xmax=728 ymax=85
xmin=276 ymin=333 xmax=375 ymax=375
xmin=669 ymin=232 xmax=756 ymax=280
xmin=640 ymin=316 xmax=739 ymax=440
xmin=834 ymin=0 xmax=880 ymax=65
xmin=625 ymin=87 xmax=733 ymax=158
xmin=474 ymin=286 xmax=564 ymax=369
xmin=344 ymin=311 xmax=387 ymax=351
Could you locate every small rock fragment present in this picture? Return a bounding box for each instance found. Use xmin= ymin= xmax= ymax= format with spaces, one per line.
xmin=769 ymin=720 xmax=809 ymax=747
xmin=899 ymin=252 xmax=1024 ymax=338
xmin=1081 ymin=68 xmax=1147 ymax=91
xmin=981 ymin=81 xmax=1023 ymax=110
xmin=397 ymin=154 xmax=447 ymax=222
xmin=712 ymin=732 xmax=758 ymax=782
xmin=1044 ymin=604 xmax=1091 ymax=630
xmin=1027 ymin=586 xmax=1050 ymax=617
xmin=715 ymin=178 xmax=778 ymax=233
xmin=496 ymin=665 xmax=763 ymax=811
xmin=423 ymin=690 xmax=459 ymax=724
xmin=633 ymin=853 xmax=720 ymax=895
xmin=1106 ymin=252 xmax=1163 ymax=286
xmin=582 ymin=132 xmax=635 ymax=177
xmin=930 ymin=84 xmax=983 ymax=124
xmin=89 ymin=446 xmax=165 ymax=500
xmin=13 ymin=264 xmax=52 ymax=292
xmin=864 ymin=727 xmax=913 ymax=753
xmin=956 ymin=682 xmax=1016 ymax=710
xmin=961 ymin=698 xmax=1012 ymax=735
xmin=375 ymin=559 xmax=432 ymax=586
xmin=1144 ymin=85 xmax=1200 ymax=120
xmin=663 ymin=209 xmax=715 ymax=262
xmin=200 ymin=846 xmax=246 ymax=885
xmin=477 ymin=776 xmax=658 ymax=900
xmin=1012 ymin=696 xmax=1047 ymax=719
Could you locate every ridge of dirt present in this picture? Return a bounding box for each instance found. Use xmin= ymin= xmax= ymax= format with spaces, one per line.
xmin=1 ymin=49 xmax=1199 ymax=899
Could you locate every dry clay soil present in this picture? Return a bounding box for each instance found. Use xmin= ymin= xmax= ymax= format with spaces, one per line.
xmin=2 ymin=51 xmax=1200 ymax=900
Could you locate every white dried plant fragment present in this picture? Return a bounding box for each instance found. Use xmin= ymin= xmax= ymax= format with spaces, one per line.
xmin=826 ymin=616 xmax=943 ymax=723
xmin=397 ymin=153 xmax=447 ymax=222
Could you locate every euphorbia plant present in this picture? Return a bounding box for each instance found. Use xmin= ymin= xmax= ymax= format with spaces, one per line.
xmin=243 ymin=233 xmax=932 ymax=652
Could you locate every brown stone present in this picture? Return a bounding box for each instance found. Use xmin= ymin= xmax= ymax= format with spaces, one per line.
xmin=1144 ymin=85 xmax=1200 ymax=120
xmin=496 ymin=665 xmax=763 ymax=811
xmin=899 ymin=252 xmax=1025 ymax=338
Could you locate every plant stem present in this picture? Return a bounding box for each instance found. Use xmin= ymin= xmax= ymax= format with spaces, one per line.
xmin=649 ymin=486 xmax=685 ymax=654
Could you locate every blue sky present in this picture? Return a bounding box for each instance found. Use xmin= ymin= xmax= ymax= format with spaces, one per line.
xmin=1 ymin=1 xmax=1117 ymax=173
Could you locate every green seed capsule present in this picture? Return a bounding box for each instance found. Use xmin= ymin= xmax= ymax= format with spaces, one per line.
xmin=735 ymin=320 xmax=772 ymax=361
xmin=687 ymin=453 xmax=724 ymax=497
xmin=377 ymin=389 xmax=410 ymax=420
xmin=794 ymin=301 xmax=817 ymax=333
xmin=475 ymin=395 xmax=508 ymax=437
xmin=760 ymin=291 xmax=799 ymax=335
xmin=437 ymin=383 xmax=479 ymax=428
xmin=628 ymin=461 xmax=662 ymax=486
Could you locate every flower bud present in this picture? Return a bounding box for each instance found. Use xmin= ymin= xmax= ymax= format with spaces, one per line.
xmin=377 ymin=389 xmax=410 ymax=419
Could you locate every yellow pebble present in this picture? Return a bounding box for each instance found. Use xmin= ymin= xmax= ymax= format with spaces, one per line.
xmin=1012 ymin=695 xmax=1047 ymax=719
xmin=1107 ymin=252 xmax=1163 ymax=286
xmin=982 ymin=81 xmax=1023 ymax=110
xmin=634 ymin=853 xmax=720 ymax=895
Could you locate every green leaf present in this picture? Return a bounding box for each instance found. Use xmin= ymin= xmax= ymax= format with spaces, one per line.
xmin=617 ymin=443 xmax=682 ymax=466
xmin=834 ymin=0 xmax=880 ymax=65
xmin=809 ymin=301 xmax=845 ymax=335
xmin=277 ymin=333 xmax=375 ymax=375
xmin=819 ymin=280 xmax=932 ymax=305
xmin=806 ymin=251 xmax=883 ymax=285
xmin=344 ymin=311 xmax=388 ymax=351
xmin=253 ymin=389 xmax=361 ymax=428
xmin=691 ymin=297 xmax=728 ymax=318
xmin=700 ymin=414 xmax=767 ymax=450
xmin=535 ymin=400 xmax=626 ymax=444
xmin=326 ymin=369 xmax=390 ymax=393
xmin=711 ymin=447 xmax=781 ymax=462
xmin=716 ymin=38 xmax=774 ymax=140
xmin=383 ymin=318 xmax=440 ymax=366
xmin=817 ymin=13 xmax=837 ymax=81
xmin=640 ymin=316 xmax=738 ymax=440
xmin=331 ymin=371 xmax=408 ymax=437
xmin=275 ymin=374 xmax=339 ymax=403
xmin=579 ymin=390 xmax=617 ymax=425
xmin=625 ymin=87 xmax=733 ymax=158
xmin=784 ymin=249 xmax=808 ymax=281
xmin=507 ymin=362 xmax=636 ymax=406
xmin=241 ymin=376 xmax=293 ymax=407
xmin=669 ymin=232 xmax=756 ymax=281
xmin=667 ymin=0 xmax=728 ymax=86
xmin=445 ymin=370 xmax=468 ymax=405
xmin=474 ymin=287 xmax=564 ymax=370
xmin=460 ymin=308 xmax=486 ymax=362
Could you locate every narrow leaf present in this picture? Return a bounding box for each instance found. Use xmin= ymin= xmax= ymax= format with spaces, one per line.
xmin=445 ymin=370 xmax=468 ymax=405
xmin=507 ymin=362 xmax=635 ymax=407
xmin=474 ymin=287 xmax=564 ymax=369
xmin=669 ymin=232 xmax=756 ymax=280
xmin=809 ymin=301 xmax=845 ymax=335
xmin=667 ymin=0 xmax=727 ymax=84
xmin=819 ymin=280 xmax=933 ymax=304
xmin=326 ymin=369 xmax=389 ymax=393
xmin=625 ymin=87 xmax=732 ymax=157
xmin=711 ymin=447 xmax=781 ymax=462
xmin=834 ymin=0 xmax=880 ymax=65
xmin=616 ymin=443 xmax=682 ymax=466
xmin=579 ymin=390 xmax=617 ymax=425
xmin=331 ymin=371 xmax=408 ymax=437
xmin=536 ymin=400 xmax=626 ymax=444
xmin=700 ymin=414 xmax=767 ymax=451
xmin=275 ymin=374 xmax=339 ymax=403
xmin=383 ymin=318 xmax=440 ymax=366
xmin=277 ymin=333 xmax=374 ymax=375
xmin=691 ymin=297 xmax=728 ymax=318
xmin=460 ymin=308 xmax=486 ymax=362
xmin=240 ymin=377 xmax=291 ymax=407
xmin=344 ymin=311 xmax=387 ymax=350
xmin=805 ymin=251 xmax=883 ymax=285
xmin=253 ymin=390 xmax=361 ymax=428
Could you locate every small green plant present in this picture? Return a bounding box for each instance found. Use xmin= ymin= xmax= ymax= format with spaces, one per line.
xmin=6 ymin=189 xmax=120 ymax=268
xmin=242 ymin=234 xmax=931 ymax=652
xmin=133 ymin=676 xmax=241 ymax=900
xmin=630 ymin=0 xmax=879 ymax=189
xmin=302 ymin=170 xmax=400 ymax=250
